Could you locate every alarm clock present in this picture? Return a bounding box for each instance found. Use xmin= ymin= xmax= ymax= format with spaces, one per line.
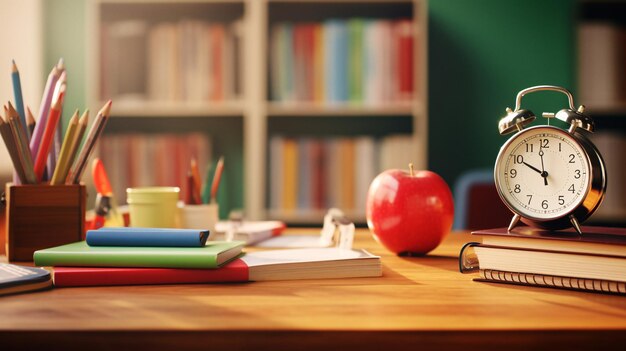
xmin=494 ymin=85 xmax=607 ymax=234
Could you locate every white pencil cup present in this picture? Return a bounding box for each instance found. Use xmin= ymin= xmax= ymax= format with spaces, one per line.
xmin=179 ymin=203 xmax=219 ymax=233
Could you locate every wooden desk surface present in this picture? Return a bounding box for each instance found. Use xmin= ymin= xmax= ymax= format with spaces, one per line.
xmin=1 ymin=229 xmax=625 ymax=351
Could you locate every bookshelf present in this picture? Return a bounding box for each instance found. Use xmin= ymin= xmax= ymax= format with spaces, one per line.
xmin=86 ymin=0 xmax=427 ymax=224
xmin=577 ymin=1 xmax=626 ymax=225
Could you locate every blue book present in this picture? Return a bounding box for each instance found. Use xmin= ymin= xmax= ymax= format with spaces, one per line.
xmin=325 ymin=20 xmax=349 ymax=103
xmin=282 ymin=23 xmax=294 ymax=101
xmin=86 ymin=228 xmax=211 ymax=247
xmin=0 ymin=263 xmax=52 ymax=296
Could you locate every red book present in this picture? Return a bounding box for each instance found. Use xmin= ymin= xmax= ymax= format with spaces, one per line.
xmin=53 ymin=258 xmax=249 ymax=287
xmin=395 ymin=19 xmax=414 ymax=100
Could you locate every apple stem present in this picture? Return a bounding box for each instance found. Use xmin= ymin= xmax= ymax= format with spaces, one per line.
xmin=409 ymin=163 xmax=414 ymax=177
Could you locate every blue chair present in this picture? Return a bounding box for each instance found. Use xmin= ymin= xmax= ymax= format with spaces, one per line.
xmin=453 ymin=169 xmax=512 ymax=230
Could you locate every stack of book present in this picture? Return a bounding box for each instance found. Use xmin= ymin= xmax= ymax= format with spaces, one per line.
xmin=34 ymin=228 xmax=381 ymax=287
xmin=465 ymin=227 xmax=626 ymax=294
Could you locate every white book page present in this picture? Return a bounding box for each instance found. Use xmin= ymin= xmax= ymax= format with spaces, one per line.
xmin=254 ymin=235 xmax=331 ymax=248
xmin=241 ymin=248 xmax=376 ymax=267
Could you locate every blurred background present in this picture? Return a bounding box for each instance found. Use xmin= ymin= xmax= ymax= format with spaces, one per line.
xmin=0 ymin=0 xmax=624 ymax=228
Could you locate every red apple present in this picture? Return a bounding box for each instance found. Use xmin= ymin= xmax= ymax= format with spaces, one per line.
xmin=366 ymin=164 xmax=454 ymax=255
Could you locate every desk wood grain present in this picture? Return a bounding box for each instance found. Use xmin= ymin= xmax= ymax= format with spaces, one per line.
xmin=1 ymin=230 xmax=625 ymax=350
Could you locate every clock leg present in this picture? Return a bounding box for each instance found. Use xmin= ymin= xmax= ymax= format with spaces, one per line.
xmin=507 ymin=214 xmax=521 ymax=232
xmin=569 ymin=215 xmax=583 ymax=235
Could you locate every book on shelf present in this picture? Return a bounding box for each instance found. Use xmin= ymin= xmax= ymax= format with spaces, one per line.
xmin=34 ymin=241 xmax=244 ymax=269
xmin=463 ymin=227 xmax=626 ymax=294
xmin=577 ymin=22 xmax=625 ymax=110
xmin=269 ymin=134 xmax=416 ymax=217
xmin=270 ymin=18 xmax=416 ymax=105
xmin=99 ymin=132 xmax=211 ymax=205
xmin=0 ymin=263 xmax=53 ymax=296
xmin=211 ymin=220 xmax=286 ymax=245
xmin=52 ymin=247 xmax=381 ymax=287
xmin=101 ymin=19 xmax=242 ymax=103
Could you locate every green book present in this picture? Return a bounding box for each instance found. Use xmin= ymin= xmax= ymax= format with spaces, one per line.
xmin=34 ymin=241 xmax=245 ymax=269
xmin=348 ymin=19 xmax=364 ymax=102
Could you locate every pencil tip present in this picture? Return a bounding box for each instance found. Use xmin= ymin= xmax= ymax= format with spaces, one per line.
xmin=11 ymin=60 xmax=17 ymax=71
xmin=26 ymin=107 xmax=35 ymax=123
xmin=7 ymin=101 xmax=16 ymax=116
xmin=80 ymin=109 xmax=90 ymax=122
xmin=100 ymin=100 xmax=112 ymax=116
xmin=57 ymin=58 xmax=64 ymax=69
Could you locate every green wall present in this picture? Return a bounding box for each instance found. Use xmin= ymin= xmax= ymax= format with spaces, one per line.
xmin=428 ymin=0 xmax=576 ymax=186
xmin=43 ymin=0 xmax=87 ymax=130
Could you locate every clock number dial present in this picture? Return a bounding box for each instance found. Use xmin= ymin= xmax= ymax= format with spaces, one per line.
xmin=495 ymin=127 xmax=591 ymax=220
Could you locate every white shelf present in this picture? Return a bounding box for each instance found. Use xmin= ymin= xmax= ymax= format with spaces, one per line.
xmin=267 ymin=102 xmax=417 ymax=117
xmin=107 ymin=100 xmax=245 ymax=117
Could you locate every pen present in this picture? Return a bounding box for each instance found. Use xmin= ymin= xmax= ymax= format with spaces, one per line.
xmin=210 ymin=156 xmax=224 ymax=203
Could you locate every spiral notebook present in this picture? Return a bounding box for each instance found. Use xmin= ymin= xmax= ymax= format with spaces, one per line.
xmin=465 ymin=226 xmax=626 ymax=295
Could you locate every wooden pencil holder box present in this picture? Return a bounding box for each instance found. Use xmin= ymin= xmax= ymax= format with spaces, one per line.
xmin=3 ymin=183 xmax=86 ymax=262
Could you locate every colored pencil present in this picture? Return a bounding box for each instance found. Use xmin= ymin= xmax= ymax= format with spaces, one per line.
xmin=210 ymin=156 xmax=224 ymax=203
xmin=33 ymin=93 xmax=64 ymax=182
xmin=29 ymin=61 xmax=61 ymax=159
xmin=69 ymin=100 xmax=111 ymax=184
xmin=48 ymin=79 xmax=67 ymax=179
xmin=0 ymin=113 xmax=28 ymax=184
xmin=50 ymin=110 xmax=79 ymax=185
xmin=7 ymin=103 xmax=36 ymax=184
xmin=11 ymin=60 xmax=28 ymax=140
xmin=26 ymin=106 xmax=35 ymax=137
xmin=58 ymin=109 xmax=89 ymax=184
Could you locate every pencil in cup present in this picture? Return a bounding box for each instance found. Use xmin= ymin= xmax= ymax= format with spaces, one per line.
xmin=0 ymin=115 xmax=29 ymax=184
xmin=6 ymin=103 xmax=36 ymax=184
xmin=29 ymin=63 xmax=61 ymax=160
xmin=68 ymin=100 xmax=111 ymax=184
xmin=11 ymin=60 xmax=28 ymax=140
xmin=57 ymin=110 xmax=89 ymax=184
xmin=50 ymin=110 xmax=79 ymax=185
xmin=33 ymin=93 xmax=64 ymax=182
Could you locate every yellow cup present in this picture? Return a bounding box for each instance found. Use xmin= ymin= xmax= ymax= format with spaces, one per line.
xmin=126 ymin=187 xmax=180 ymax=228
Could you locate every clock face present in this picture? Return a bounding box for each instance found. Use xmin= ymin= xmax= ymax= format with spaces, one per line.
xmin=494 ymin=126 xmax=591 ymax=220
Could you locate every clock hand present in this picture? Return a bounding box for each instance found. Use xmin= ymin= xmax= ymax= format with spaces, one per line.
xmin=539 ymin=150 xmax=548 ymax=186
xmin=522 ymin=161 xmax=542 ymax=174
